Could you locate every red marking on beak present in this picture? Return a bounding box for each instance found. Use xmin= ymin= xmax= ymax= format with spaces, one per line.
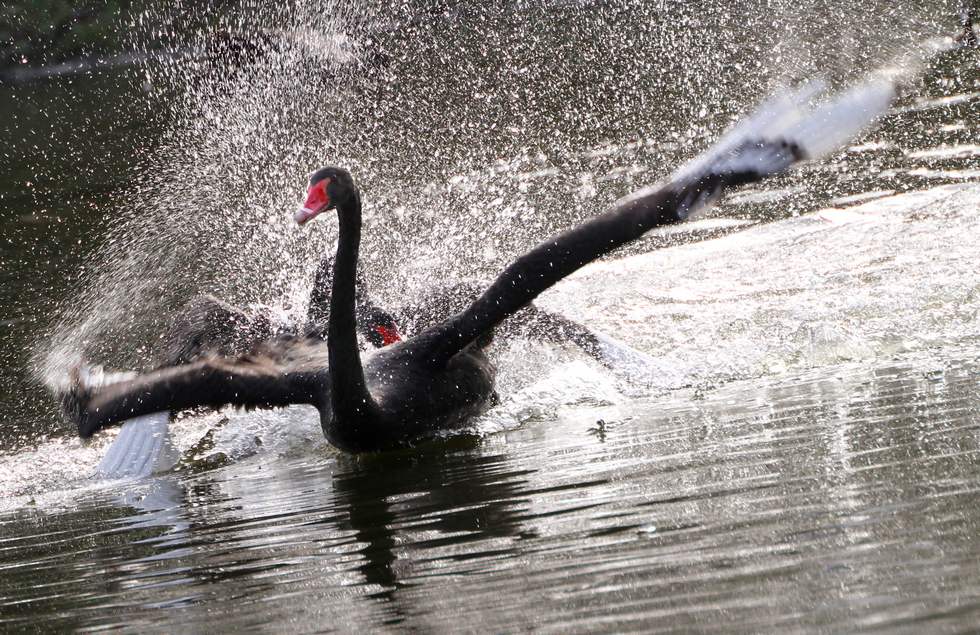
xmin=295 ymin=179 xmax=330 ymax=225
xmin=375 ymin=325 xmax=402 ymax=346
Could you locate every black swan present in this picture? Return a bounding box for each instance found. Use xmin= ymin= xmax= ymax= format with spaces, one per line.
xmin=64 ymin=76 xmax=899 ymax=452
xmin=159 ymin=261 xmax=402 ymax=368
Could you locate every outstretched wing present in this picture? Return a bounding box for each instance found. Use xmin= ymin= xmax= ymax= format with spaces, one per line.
xmin=66 ymin=345 xmax=325 ymax=439
xmin=419 ymin=66 xmax=908 ymax=366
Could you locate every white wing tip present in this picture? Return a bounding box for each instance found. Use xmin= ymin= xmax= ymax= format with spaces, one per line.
xmin=94 ymin=412 xmax=176 ymax=480
xmin=792 ymin=78 xmax=897 ymax=161
xmin=669 ymin=58 xmax=923 ymax=188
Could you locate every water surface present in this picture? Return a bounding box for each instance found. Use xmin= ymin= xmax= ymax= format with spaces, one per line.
xmin=1 ymin=0 xmax=979 ymax=631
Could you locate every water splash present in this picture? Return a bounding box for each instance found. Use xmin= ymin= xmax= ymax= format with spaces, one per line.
xmin=31 ymin=0 xmax=969 ymax=421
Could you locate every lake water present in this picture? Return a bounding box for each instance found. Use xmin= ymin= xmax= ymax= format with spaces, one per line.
xmin=1 ymin=0 xmax=979 ymax=631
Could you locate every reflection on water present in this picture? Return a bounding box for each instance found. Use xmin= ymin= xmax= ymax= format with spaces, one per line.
xmin=1 ymin=0 xmax=979 ymax=630
xmin=3 ymin=352 xmax=980 ymax=631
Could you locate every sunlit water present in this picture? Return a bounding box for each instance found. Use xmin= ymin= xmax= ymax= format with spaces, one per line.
xmin=1 ymin=0 xmax=979 ymax=630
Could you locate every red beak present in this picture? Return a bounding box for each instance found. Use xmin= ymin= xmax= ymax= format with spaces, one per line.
xmin=375 ymin=325 xmax=402 ymax=346
xmin=294 ymin=179 xmax=330 ymax=225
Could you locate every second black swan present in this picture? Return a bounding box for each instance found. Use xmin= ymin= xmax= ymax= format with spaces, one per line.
xmin=162 ymin=254 xmax=635 ymax=371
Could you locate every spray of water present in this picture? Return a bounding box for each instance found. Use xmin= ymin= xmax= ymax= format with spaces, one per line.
xmin=33 ymin=0 xmax=962 ymax=398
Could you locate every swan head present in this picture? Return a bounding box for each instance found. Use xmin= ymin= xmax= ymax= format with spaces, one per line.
xmin=294 ymin=166 xmax=356 ymax=225
xmin=360 ymin=305 xmax=403 ymax=348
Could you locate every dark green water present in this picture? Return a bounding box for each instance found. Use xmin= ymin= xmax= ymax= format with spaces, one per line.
xmin=2 ymin=1 xmax=980 ymax=631
xmin=0 ymin=68 xmax=165 ymax=444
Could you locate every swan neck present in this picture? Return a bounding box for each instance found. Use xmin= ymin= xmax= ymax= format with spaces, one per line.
xmin=328 ymin=190 xmax=374 ymax=417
